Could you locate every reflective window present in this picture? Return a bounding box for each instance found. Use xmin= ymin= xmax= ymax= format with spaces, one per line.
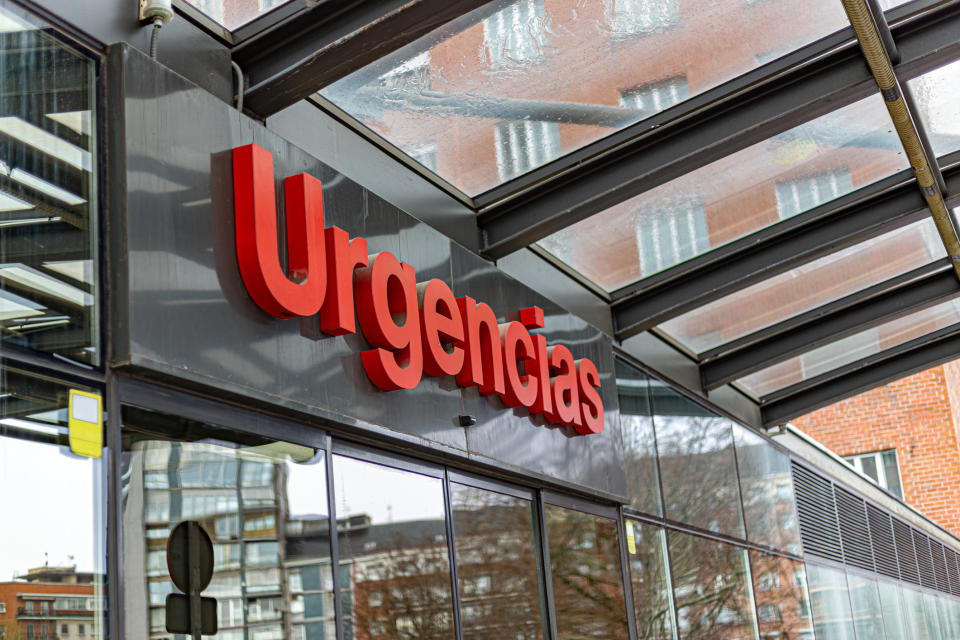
xmin=749 ymin=552 xmax=813 ymax=639
xmin=0 ymin=367 xmax=104 ymax=640
xmin=739 ymin=295 xmax=960 ymax=398
xmin=844 ymin=449 xmax=903 ymax=499
xmin=539 ymin=94 xmax=907 ymax=291
xmin=846 ymin=572 xmax=885 ymax=640
xmin=662 ymin=217 xmax=945 ymax=355
xmin=0 ymin=5 xmax=99 ymax=364
xmin=922 ymin=593 xmax=945 ymax=640
xmin=877 ymin=580 xmax=908 ymax=640
xmin=182 ymin=0 xmax=294 ymax=30
xmin=449 ymin=483 xmax=545 ymax=640
xmin=734 ymin=426 xmax=801 ymax=554
xmin=908 ymin=58 xmax=960 ymax=158
xmin=625 ymin=520 xmax=674 ymax=640
xmin=616 ymin=359 xmax=662 ymax=516
xmin=121 ymin=409 xmax=333 ymax=640
xmin=901 ymin=587 xmax=933 ymax=640
xmin=668 ymin=530 xmax=757 ymax=639
xmin=321 ymin=0 xmax=852 ymax=196
xmin=806 ymin=564 xmax=856 ymax=640
xmin=544 ymin=504 xmax=629 ymax=639
xmin=333 ymin=455 xmax=454 ymax=640
xmin=651 ymin=383 xmax=745 ymax=538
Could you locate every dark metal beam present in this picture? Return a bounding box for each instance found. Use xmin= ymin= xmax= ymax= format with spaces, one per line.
xmin=760 ymin=323 xmax=960 ymax=426
xmin=233 ymin=0 xmax=490 ymax=117
xmin=476 ymin=1 xmax=960 ymax=259
xmin=700 ymin=260 xmax=959 ymax=390
xmin=611 ymin=168 xmax=930 ymax=339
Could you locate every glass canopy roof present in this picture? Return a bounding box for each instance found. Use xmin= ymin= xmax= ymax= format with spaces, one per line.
xmin=908 ymin=59 xmax=960 ymax=159
xmin=183 ymin=0 xmax=295 ymax=31
xmin=320 ymin=0 xmax=853 ymax=196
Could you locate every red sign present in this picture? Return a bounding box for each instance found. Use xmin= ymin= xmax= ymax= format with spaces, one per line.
xmin=232 ymin=144 xmax=604 ymax=435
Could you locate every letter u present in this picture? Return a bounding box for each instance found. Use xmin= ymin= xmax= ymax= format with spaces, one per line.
xmin=233 ymin=144 xmax=326 ymax=318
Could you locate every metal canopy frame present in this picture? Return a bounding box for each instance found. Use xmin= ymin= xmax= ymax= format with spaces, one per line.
xmin=231 ymin=0 xmax=960 ymax=425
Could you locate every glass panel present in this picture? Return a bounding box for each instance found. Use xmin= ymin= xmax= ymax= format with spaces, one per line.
xmin=0 ymin=366 xmax=104 ymax=640
xmin=544 ymin=504 xmax=629 ymax=638
xmin=321 ymin=0 xmax=853 ymax=196
xmin=923 ymin=592 xmax=946 ymax=640
xmin=749 ymin=551 xmax=814 ymax=639
xmin=738 ymin=295 xmax=960 ymax=397
xmin=448 ymin=482 xmax=546 ymax=640
xmin=538 ymin=94 xmax=908 ymax=291
xmin=651 ymin=382 xmax=745 ymax=537
xmin=662 ymin=217 xmax=945 ymax=354
xmin=625 ymin=520 xmax=674 ymax=640
xmin=936 ymin=596 xmax=958 ymax=640
xmin=901 ymin=587 xmax=932 ymax=640
xmin=806 ymin=563 xmax=856 ymax=640
xmin=883 ymin=450 xmax=903 ymax=499
xmin=0 ymin=5 xmax=99 ymax=364
xmin=908 ymin=59 xmax=960 ymax=158
xmin=332 ymin=455 xmax=454 ymax=640
xmin=734 ymin=425 xmax=801 ymax=554
xmin=877 ymin=580 xmax=908 ymax=640
xmin=846 ymin=572 xmax=884 ymax=640
xmin=616 ymin=359 xmax=662 ymax=516
xmin=668 ymin=530 xmax=757 ymax=639
xmin=861 ymin=455 xmax=880 ymax=483
xmin=121 ymin=409 xmax=334 ymax=640
xmin=182 ymin=0 xmax=295 ymax=30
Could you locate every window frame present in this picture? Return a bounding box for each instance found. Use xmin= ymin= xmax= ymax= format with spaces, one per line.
xmin=844 ymin=449 xmax=904 ymax=499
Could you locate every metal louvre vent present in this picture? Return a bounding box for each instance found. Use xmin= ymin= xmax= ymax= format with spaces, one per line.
xmin=792 ymin=463 xmax=843 ymax=563
xmin=867 ymin=503 xmax=899 ymax=580
xmin=894 ymin=518 xmax=920 ymax=585
xmin=946 ymin=548 xmax=960 ymax=597
xmin=930 ymin=539 xmax=950 ymax=593
xmin=915 ymin=530 xmax=938 ymax=589
xmin=836 ymin=487 xmax=875 ymax=572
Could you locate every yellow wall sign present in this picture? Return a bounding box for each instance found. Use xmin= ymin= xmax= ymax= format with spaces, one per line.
xmin=68 ymin=389 xmax=102 ymax=458
xmin=625 ymin=520 xmax=637 ymax=555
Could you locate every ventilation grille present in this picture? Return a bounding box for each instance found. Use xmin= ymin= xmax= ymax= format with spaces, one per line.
xmin=893 ymin=518 xmax=920 ymax=585
xmin=792 ymin=463 xmax=843 ymax=563
xmin=946 ymin=548 xmax=960 ymax=597
xmin=867 ymin=503 xmax=899 ymax=579
xmin=931 ymin=539 xmax=950 ymax=593
xmin=915 ymin=530 xmax=938 ymax=589
xmin=836 ymin=487 xmax=875 ymax=572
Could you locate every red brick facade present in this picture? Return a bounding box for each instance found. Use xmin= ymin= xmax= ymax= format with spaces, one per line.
xmin=793 ymin=362 xmax=960 ymax=537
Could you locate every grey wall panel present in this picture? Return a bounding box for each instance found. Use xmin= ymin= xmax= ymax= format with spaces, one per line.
xmin=114 ymin=45 xmax=624 ymax=498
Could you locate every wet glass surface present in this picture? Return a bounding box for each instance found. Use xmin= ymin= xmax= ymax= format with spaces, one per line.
xmin=321 ymin=0 xmax=853 ymax=196
xmin=544 ymin=504 xmax=629 ymax=639
xmin=908 ymin=58 xmax=960 ymax=158
xmin=616 ymin=359 xmax=662 ymax=516
xmin=449 ymin=483 xmax=545 ymax=640
xmin=668 ymin=530 xmax=757 ymax=639
xmin=749 ymin=552 xmax=814 ymax=639
xmin=625 ymin=520 xmax=674 ymax=640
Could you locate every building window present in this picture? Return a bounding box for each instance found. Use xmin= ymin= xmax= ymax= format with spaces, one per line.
xmin=77 ymin=625 xmax=84 ymax=637
xmin=635 ymin=196 xmax=710 ymax=278
xmin=60 ymin=625 xmax=68 ymax=636
xmin=494 ymin=120 xmax=560 ymax=182
xmin=844 ymin=450 xmax=903 ymax=499
xmin=0 ymin=602 xmax=5 ymax=613
xmin=774 ymin=169 xmax=854 ymax=220
xmin=608 ymin=0 xmax=680 ymax=38
xmin=757 ymin=604 xmax=782 ymax=623
xmin=368 ymin=591 xmax=382 ymax=608
xmin=620 ymin=76 xmax=690 ymax=115
xmin=483 ymin=0 xmax=548 ymax=69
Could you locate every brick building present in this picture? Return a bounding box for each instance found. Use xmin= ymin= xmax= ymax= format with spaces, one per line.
xmin=793 ymin=359 xmax=960 ymax=538
xmin=0 ymin=567 xmax=99 ymax=640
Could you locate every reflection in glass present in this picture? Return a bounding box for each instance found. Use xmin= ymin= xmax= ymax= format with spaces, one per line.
xmin=539 ymin=94 xmax=907 ymax=290
xmin=738 ymin=295 xmax=960 ymax=398
xmin=901 ymin=586 xmax=933 ymax=640
xmin=668 ymin=530 xmax=757 ymax=640
xmin=122 ymin=410 xmax=334 ymax=640
xmin=333 ymin=455 xmax=454 ymax=640
xmin=923 ymin=592 xmax=945 ymax=640
xmin=908 ymin=59 xmax=960 ymax=158
xmin=625 ymin=521 xmax=674 ymax=640
xmin=662 ymin=217 xmax=945 ymax=355
xmin=182 ymin=0 xmax=295 ymax=30
xmin=449 ymin=483 xmax=545 ymax=640
xmin=651 ymin=383 xmax=744 ymax=537
xmin=749 ymin=552 xmax=813 ymax=640
xmin=734 ymin=426 xmax=801 ymax=554
xmin=806 ymin=564 xmax=856 ymax=640
xmin=0 ymin=366 xmax=104 ymax=640
xmin=321 ymin=0 xmax=851 ymax=196
xmin=0 ymin=5 xmax=99 ymax=363
xmin=616 ymin=359 xmax=662 ymax=516
xmin=877 ymin=580 xmax=908 ymax=640
xmin=544 ymin=505 xmax=629 ymax=639
xmin=846 ymin=572 xmax=884 ymax=640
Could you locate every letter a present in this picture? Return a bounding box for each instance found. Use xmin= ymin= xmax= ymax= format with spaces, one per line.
xmin=233 ymin=144 xmax=326 ymax=318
